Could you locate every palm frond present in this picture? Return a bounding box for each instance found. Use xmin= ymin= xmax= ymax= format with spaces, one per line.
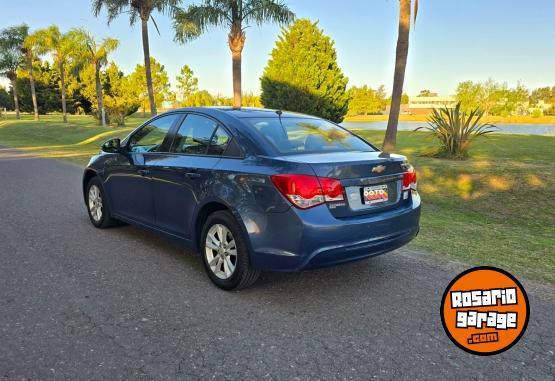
xmin=242 ymin=0 xmax=295 ymax=27
xmin=173 ymin=3 xmax=231 ymax=43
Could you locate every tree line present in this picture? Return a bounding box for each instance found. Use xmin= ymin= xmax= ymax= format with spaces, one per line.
xmin=0 ymin=0 xmax=295 ymax=126
xmin=0 ymin=1 xmax=463 ymax=154
xmin=455 ymin=79 xmax=555 ymax=117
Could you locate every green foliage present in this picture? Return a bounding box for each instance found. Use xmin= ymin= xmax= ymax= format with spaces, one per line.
xmin=103 ymin=63 xmax=140 ymax=126
xmin=93 ymin=0 xmax=181 ymax=25
xmin=66 ymin=29 xmax=119 ymax=71
xmin=175 ymin=65 xmax=198 ymax=104
xmin=347 ymin=85 xmax=386 ymax=116
xmin=0 ymin=87 xmax=13 ymax=110
xmin=455 ymin=79 xmax=530 ymax=116
xmin=0 ymin=24 xmax=28 ymax=82
xmin=131 ymin=57 xmax=172 ymax=111
xmin=529 ymin=86 xmax=555 ymax=105
xmin=416 ymin=103 xmax=497 ymax=159
xmin=260 ymin=19 xmax=349 ymax=123
xmin=30 ymin=25 xmax=74 ymax=68
xmin=183 ymin=90 xmax=215 ymax=107
xmin=242 ymin=92 xmax=261 ymax=107
xmin=15 ymin=59 xmax=61 ymax=113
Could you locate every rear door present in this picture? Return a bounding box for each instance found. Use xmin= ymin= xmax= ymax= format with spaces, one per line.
xmin=148 ymin=113 xmax=234 ymax=238
xmin=106 ymin=113 xmax=181 ymax=224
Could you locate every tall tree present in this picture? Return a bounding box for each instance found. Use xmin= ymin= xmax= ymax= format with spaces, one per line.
xmin=0 ymin=25 xmax=26 ymax=119
xmin=68 ymin=29 xmax=118 ymax=126
xmin=175 ymin=64 xmax=198 ymax=104
xmin=173 ymin=0 xmax=294 ymax=108
xmin=32 ymin=26 xmax=74 ymax=123
xmin=382 ymin=0 xmax=418 ymax=153
xmin=93 ymin=0 xmax=180 ymax=117
xmin=23 ymin=28 xmax=40 ymax=120
xmin=260 ymin=19 xmax=349 ymax=123
xmin=131 ymin=56 xmax=172 ymax=115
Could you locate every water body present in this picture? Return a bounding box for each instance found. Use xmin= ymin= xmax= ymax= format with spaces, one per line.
xmin=341 ymin=121 xmax=555 ymax=136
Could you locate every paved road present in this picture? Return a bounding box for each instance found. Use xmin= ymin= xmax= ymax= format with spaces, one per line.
xmin=0 ymin=148 xmax=554 ymax=380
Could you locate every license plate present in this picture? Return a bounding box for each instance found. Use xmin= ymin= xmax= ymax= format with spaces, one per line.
xmin=363 ymin=184 xmax=389 ymax=205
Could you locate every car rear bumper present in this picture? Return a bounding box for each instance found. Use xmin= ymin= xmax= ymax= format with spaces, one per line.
xmin=247 ymin=193 xmax=421 ymax=272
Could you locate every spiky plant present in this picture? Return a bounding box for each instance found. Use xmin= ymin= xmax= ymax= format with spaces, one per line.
xmin=416 ymin=103 xmax=497 ymax=159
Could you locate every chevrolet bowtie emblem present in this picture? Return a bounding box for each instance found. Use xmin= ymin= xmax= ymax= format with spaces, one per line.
xmin=372 ymin=165 xmax=386 ymax=174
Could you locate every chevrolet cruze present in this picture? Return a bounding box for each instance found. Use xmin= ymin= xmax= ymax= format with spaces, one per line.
xmin=83 ymin=108 xmax=421 ymax=290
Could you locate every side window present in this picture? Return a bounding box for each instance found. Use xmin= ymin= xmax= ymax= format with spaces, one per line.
xmin=171 ymin=114 xmax=218 ymax=155
xmin=128 ymin=114 xmax=179 ymax=153
xmin=207 ymin=127 xmax=231 ymax=156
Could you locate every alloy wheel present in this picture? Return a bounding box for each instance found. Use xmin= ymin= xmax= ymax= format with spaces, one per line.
xmin=88 ymin=184 xmax=103 ymax=222
xmin=205 ymin=224 xmax=237 ymax=279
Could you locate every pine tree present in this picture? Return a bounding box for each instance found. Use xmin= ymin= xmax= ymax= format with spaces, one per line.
xmin=260 ymin=19 xmax=349 ymax=123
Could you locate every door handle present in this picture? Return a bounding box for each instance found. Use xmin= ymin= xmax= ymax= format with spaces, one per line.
xmin=138 ymin=169 xmax=150 ymax=176
xmin=185 ymin=172 xmax=201 ymax=179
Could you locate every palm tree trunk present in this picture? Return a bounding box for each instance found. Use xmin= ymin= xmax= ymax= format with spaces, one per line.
xmin=59 ymin=61 xmax=68 ymax=123
xmin=11 ymin=77 xmax=20 ymax=119
xmin=26 ymin=52 xmax=39 ymax=121
xmin=383 ymin=0 xmax=411 ymax=153
xmin=94 ymin=63 xmax=106 ymax=127
xmin=232 ymin=51 xmax=242 ymax=109
xmin=228 ymin=22 xmax=245 ymax=109
xmin=141 ymin=17 xmax=157 ymax=116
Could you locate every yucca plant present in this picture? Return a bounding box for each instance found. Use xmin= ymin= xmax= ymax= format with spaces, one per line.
xmin=416 ymin=102 xmax=497 ymax=159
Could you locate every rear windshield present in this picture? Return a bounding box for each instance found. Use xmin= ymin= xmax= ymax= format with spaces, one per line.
xmin=244 ymin=117 xmax=375 ymax=155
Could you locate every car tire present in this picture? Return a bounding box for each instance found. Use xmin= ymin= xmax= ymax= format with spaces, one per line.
xmin=201 ymin=211 xmax=260 ymax=290
xmin=86 ymin=177 xmax=117 ymax=229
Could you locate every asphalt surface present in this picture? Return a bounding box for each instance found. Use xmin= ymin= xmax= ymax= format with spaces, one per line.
xmin=0 ymin=147 xmax=554 ymax=381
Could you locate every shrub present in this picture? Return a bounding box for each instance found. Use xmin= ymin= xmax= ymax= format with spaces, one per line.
xmin=416 ymin=103 xmax=497 ymax=159
xmin=260 ymin=19 xmax=349 ymax=123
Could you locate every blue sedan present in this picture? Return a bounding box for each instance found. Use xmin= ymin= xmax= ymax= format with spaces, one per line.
xmin=83 ymin=108 xmax=421 ymax=290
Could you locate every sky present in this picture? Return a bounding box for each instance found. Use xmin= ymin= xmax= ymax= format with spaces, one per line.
xmin=1 ymin=0 xmax=554 ymax=97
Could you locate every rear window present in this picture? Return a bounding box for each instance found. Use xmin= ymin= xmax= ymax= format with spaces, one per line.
xmin=244 ymin=117 xmax=375 ymax=155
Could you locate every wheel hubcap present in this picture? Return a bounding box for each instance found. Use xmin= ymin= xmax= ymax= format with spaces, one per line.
xmin=205 ymin=224 xmax=237 ymax=280
xmin=88 ymin=185 xmax=103 ymax=222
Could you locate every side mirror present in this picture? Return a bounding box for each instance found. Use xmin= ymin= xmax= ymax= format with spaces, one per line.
xmin=101 ymin=138 xmax=122 ymax=153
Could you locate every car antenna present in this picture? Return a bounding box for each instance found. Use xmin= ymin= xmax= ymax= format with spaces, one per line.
xmin=275 ymin=110 xmax=287 ymax=135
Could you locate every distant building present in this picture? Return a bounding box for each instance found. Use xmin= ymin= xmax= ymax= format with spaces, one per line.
xmin=408 ymin=95 xmax=457 ymax=115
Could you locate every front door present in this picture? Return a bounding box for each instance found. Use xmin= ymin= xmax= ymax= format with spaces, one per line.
xmin=105 ymin=113 xmax=181 ymax=225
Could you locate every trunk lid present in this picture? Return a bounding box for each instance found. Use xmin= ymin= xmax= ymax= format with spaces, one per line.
xmin=276 ymin=151 xmax=409 ymax=218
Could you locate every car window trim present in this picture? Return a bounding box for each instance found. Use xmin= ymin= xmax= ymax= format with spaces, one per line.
xmin=168 ymin=112 xmax=244 ymax=159
xmin=124 ymin=112 xmax=185 ymax=153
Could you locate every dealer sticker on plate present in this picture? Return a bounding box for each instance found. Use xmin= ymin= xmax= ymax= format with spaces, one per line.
xmin=363 ymin=184 xmax=389 ymax=205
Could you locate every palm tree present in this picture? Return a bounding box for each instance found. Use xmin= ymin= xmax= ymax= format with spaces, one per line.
xmin=92 ymin=0 xmax=180 ymax=117
xmin=382 ymin=0 xmax=418 ymax=153
xmin=173 ymin=0 xmax=295 ymax=108
xmin=0 ymin=25 xmax=26 ymax=119
xmin=32 ymin=26 xmax=73 ymax=123
xmin=68 ymin=29 xmax=119 ymax=127
xmin=23 ymin=29 xmax=40 ymax=121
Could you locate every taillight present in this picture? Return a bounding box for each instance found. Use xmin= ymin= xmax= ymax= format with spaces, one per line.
xmin=271 ymin=174 xmax=344 ymax=209
xmin=403 ymin=165 xmax=417 ymax=191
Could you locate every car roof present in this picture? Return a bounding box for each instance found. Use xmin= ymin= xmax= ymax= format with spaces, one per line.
xmin=169 ymin=107 xmax=319 ymax=120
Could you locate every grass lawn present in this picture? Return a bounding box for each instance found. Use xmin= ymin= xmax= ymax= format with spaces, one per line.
xmin=0 ymin=114 xmax=147 ymax=165
xmin=1 ymin=113 xmax=554 ymax=284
